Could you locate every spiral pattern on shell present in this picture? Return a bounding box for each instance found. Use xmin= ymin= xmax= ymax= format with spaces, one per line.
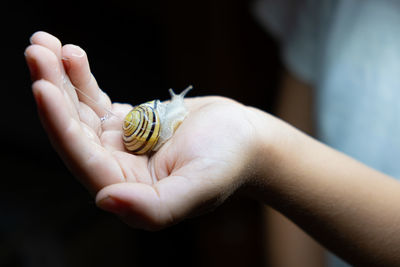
xmin=122 ymin=100 xmax=161 ymax=154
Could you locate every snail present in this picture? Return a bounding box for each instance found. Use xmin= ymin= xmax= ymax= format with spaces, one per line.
xmin=122 ymin=86 xmax=192 ymax=154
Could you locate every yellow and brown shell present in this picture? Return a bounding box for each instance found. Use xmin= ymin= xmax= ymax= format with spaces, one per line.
xmin=122 ymin=100 xmax=161 ymax=154
xmin=122 ymin=86 xmax=192 ymax=155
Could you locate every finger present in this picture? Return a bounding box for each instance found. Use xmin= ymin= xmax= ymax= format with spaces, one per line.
xmin=95 ymin=180 xmax=180 ymax=230
xmin=99 ymin=103 xmax=133 ymax=152
xmin=32 ymin=79 xmax=125 ymax=194
xmin=78 ymin=102 xmax=102 ymax=136
xmin=30 ymin=31 xmax=63 ymax=67
xmin=29 ymin=31 xmax=80 ymax=110
xmin=25 ymin=44 xmax=64 ymax=88
xmin=62 ymin=44 xmax=112 ymax=117
xmin=95 ymin=172 xmax=228 ymax=230
xmin=25 ymin=44 xmax=80 ymax=119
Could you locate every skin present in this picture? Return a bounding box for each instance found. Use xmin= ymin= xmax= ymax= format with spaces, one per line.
xmin=265 ymin=71 xmax=325 ymax=267
xmin=26 ymin=32 xmax=400 ymax=266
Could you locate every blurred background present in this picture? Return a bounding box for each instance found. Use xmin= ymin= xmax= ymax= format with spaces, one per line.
xmin=2 ymin=0 xmax=281 ymax=266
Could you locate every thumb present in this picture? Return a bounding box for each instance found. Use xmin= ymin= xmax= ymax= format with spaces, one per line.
xmin=95 ymin=175 xmax=225 ymax=230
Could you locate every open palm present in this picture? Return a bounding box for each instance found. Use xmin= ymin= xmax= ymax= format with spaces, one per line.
xmin=25 ymin=32 xmax=257 ymax=230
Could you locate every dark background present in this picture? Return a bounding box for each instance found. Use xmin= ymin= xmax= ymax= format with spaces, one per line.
xmin=2 ymin=0 xmax=281 ymax=266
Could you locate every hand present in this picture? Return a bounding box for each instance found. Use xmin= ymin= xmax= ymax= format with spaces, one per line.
xmin=25 ymin=31 xmax=400 ymax=266
xmin=25 ymin=32 xmax=263 ymax=230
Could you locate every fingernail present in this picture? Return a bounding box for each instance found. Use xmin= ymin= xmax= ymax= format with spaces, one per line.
xmin=29 ymin=31 xmax=40 ymax=44
xmin=97 ymin=196 xmax=130 ymax=217
xmin=70 ymin=45 xmax=85 ymax=58
xmin=61 ymin=56 xmax=70 ymax=69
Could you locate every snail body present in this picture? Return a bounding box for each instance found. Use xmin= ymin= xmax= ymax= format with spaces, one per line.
xmin=122 ymin=86 xmax=192 ymax=154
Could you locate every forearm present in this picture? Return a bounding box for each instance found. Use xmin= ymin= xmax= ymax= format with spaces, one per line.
xmin=249 ymin=108 xmax=400 ymax=266
xmin=264 ymin=70 xmax=325 ymax=267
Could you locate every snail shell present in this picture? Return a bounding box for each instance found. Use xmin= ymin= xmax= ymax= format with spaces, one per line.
xmin=122 ymin=100 xmax=161 ymax=154
xmin=122 ymin=86 xmax=192 ymax=154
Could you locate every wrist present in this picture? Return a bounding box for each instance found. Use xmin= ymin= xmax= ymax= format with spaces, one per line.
xmin=243 ymin=106 xmax=303 ymax=204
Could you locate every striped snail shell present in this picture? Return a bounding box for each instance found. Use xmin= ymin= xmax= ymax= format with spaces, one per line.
xmin=122 ymin=86 xmax=192 ymax=155
xmin=122 ymin=100 xmax=161 ymax=154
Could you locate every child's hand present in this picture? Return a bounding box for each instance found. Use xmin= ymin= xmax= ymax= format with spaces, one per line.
xmin=25 ymin=32 xmax=266 ymax=230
